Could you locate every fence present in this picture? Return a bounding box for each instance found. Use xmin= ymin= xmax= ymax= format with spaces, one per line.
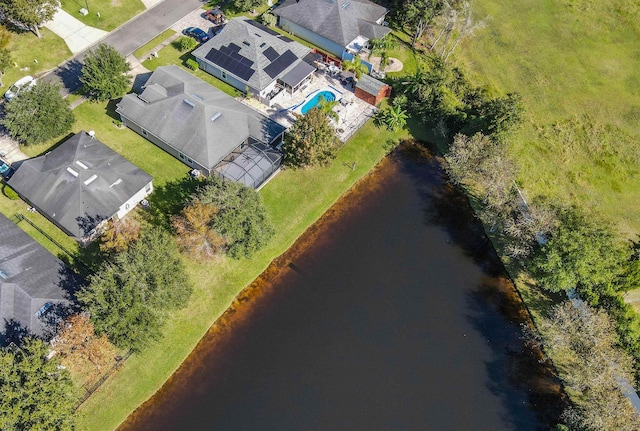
xmin=75 ymin=350 xmax=133 ymax=409
xmin=337 ymin=105 xmax=377 ymax=144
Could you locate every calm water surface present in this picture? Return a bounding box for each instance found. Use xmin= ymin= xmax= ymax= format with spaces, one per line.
xmin=120 ymin=144 xmax=563 ymax=430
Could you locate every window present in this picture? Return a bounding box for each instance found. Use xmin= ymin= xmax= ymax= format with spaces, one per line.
xmin=221 ymin=71 xmax=227 ymax=80
xmin=145 ymin=184 xmax=152 ymax=193
xmin=179 ymin=153 xmax=186 ymax=160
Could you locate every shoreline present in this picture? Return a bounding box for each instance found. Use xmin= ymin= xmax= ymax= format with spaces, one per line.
xmin=118 ymin=142 xmax=567 ymax=429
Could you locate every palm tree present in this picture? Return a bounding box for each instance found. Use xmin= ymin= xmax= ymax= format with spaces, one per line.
xmin=342 ymin=55 xmax=369 ymax=80
xmin=375 ymin=105 xmax=408 ymax=132
xmin=317 ymin=95 xmax=339 ymax=122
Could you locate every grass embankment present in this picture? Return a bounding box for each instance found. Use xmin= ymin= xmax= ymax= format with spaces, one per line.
xmin=133 ymin=29 xmax=175 ymax=59
xmin=60 ymin=0 xmax=146 ymax=32
xmin=457 ymin=0 xmax=640 ymax=237
xmin=73 ymin=98 xmax=411 ymax=431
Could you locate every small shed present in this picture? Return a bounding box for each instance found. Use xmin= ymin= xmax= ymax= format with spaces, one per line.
xmin=354 ymin=74 xmax=391 ymax=105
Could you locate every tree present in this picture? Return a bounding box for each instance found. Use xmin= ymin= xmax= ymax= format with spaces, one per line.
xmin=260 ymin=11 xmax=276 ymax=27
xmin=99 ymin=217 xmax=141 ymax=254
xmin=54 ymin=313 xmax=113 ymax=373
xmin=1 ymin=80 xmax=74 ymax=145
xmin=479 ymin=92 xmax=524 ymax=141
xmin=78 ymin=228 xmax=192 ymax=351
xmin=342 ymin=55 xmax=369 ymax=80
xmin=0 ymin=0 xmax=59 ymax=38
xmin=533 ymin=301 xmax=640 ymax=431
xmin=374 ymin=104 xmax=408 ymax=131
xmin=531 ymin=207 xmax=627 ymax=296
xmin=0 ymin=338 xmax=77 ymax=430
xmin=316 ymin=95 xmax=339 ymax=121
xmin=176 ymin=35 xmax=197 ymax=52
xmin=233 ymin=0 xmax=262 ymax=13
xmin=395 ymin=0 xmax=444 ymax=47
xmin=80 ymin=44 xmax=132 ymax=101
xmin=0 ymin=24 xmax=12 ymax=48
xmin=172 ymin=198 xmax=226 ymax=260
xmin=195 ymin=177 xmax=274 ymax=259
xmin=282 ymin=108 xmax=340 ymax=168
xmin=0 ymin=48 xmax=12 ymax=87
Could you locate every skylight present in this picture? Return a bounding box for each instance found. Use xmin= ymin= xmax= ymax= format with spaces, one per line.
xmin=84 ymin=174 xmax=98 ymax=185
xmin=75 ymin=160 xmax=89 ymax=169
xmin=210 ymin=112 xmax=222 ymax=122
xmin=110 ymin=178 xmax=122 ymax=188
xmin=66 ymin=167 xmax=79 ymax=177
xmin=0 ymin=269 xmax=8 ymax=279
xmin=243 ymin=41 xmax=251 ymax=46
xmin=183 ymin=98 xmax=195 ymax=107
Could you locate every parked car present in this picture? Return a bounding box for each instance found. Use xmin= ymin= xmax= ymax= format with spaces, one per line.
xmin=0 ymin=161 xmax=14 ymax=180
xmin=203 ymin=8 xmax=227 ymax=26
xmin=4 ymin=75 xmax=36 ymax=101
xmin=183 ymin=27 xmax=209 ymax=43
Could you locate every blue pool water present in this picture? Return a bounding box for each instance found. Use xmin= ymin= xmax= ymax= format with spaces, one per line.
xmin=300 ymin=90 xmax=336 ymax=114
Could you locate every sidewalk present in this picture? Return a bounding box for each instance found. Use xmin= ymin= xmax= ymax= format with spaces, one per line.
xmin=44 ymin=9 xmax=108 ymax=54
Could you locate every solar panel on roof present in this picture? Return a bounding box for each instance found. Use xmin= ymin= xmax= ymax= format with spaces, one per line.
xmin=205 ymin=48 xmax=255 ymax=82
xmin=228 ymin=43 xmax=241 ymax=52
xmin=263 ymin=50 xmax=298 ymax=78
xmin=278 ymin=35 xmax=293 ymax=43
xmin=262 ymin=47 xmax=279 ymax=62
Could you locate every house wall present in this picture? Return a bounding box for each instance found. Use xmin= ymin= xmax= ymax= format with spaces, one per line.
xmin=278 ymin=18 xmax=344 ymax=58
xmin=120 ymin=116 xmax=212 ymax=176
xmin=115 ymin=181 xmax=153 ymax=220
xmin=354 ymin=84 xmax=391 ymax=105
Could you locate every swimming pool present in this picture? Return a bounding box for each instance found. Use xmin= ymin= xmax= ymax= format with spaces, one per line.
xmin=300 ymin=90 xmax=336 ymax=114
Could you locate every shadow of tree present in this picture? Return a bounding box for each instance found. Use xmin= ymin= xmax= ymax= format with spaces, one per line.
xmin=142 ymin=176 xmax=201 ymax=230
xmin=0 ymin=319 xmax=30 ymax=347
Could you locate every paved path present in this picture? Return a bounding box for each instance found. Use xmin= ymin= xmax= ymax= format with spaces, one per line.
xmin=45 ymin=0 xmax=205 ymax=96
xmin=44 ymin=9 xmax=108 ymax=54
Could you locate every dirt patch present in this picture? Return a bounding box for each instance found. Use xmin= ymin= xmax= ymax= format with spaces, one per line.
xmin=368 ymin=56 xmax=403 ymax=73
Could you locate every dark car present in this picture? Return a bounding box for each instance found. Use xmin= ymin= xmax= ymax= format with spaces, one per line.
xmin=183 ymin=27 xmax=209 ymax=43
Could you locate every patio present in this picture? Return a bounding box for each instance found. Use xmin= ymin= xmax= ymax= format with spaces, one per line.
xmin=241 ymin=70 xmax=377 ymax=142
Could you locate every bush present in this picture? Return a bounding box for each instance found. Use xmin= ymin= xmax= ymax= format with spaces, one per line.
xmin=2 ymin=184 xmax=18 ymax=200
xmin=177 ymin=36 xmax=197 ymax=52
xmin=260 ymin=12 xmax=277 ymax=27
xmin=186 ymin=58 xmax=199 ymax=71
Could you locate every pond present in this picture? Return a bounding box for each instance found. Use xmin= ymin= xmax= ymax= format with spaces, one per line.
xmin=119 ymin=142 xmax=565 ymax=430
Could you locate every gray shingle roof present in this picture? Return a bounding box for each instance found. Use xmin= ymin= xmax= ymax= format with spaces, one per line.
xmin=192 ymin=18 xmax=311 ymax=91
xmin=273 ymin=0 xmax=390 ymax=47
xmin=355 ymin=73 xmax=388 ymax=94
xmin=7 ymin=132 xmax=153 ymax=239
xmin=116 ymin=65 xmax=286 ymax=171
xmin=0 ymin=214 xmax=80 ymax=341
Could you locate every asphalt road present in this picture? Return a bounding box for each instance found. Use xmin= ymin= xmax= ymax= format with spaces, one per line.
xmin=46 ymin=0 xmax=205 ymax=95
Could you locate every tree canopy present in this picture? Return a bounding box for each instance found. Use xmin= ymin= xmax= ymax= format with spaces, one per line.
xmin=80 ymin=44 xmax=132 ymax=101
xmin=172 ymin=198 xmax=226 ymax=260
xmin=0 ymin=0 xmax=59 ymax=38
xmin=282 ymin=108 xmax=340 ymax=168
xmin=0 ymin=338 xmax=77 ymax=430
xmin=78 ymin=228 xmax=192 ymax=351
xmin=1 ymin=80 xmax=74 ymax=145
xmin=194 ymin=176 xmax=274 ymax=259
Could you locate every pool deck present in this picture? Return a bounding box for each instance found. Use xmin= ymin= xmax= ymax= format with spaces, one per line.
xmin=240 ymin=71 xmax=376 ymax=142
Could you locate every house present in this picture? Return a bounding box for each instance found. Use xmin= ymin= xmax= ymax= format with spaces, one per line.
xmin=0 ymin=214 xmax=81 ymax=344
xmin=192 ymin=17 xmax=316 ymax=106
xmin=8 ymin=131 xmax=153 ymax=243
xmin=273 ymin=0 xmax=391 ymax=66
xmin=116 ymin=65 xmax=286 ymax=189
xmin=354 ymin=73 xmax=391 ymax=105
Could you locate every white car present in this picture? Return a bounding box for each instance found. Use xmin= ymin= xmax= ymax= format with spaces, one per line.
xmin=4 ymin=75 xmax=36 ymax=101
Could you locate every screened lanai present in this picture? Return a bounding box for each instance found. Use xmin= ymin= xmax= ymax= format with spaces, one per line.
xmin=213 ymin=142 xmax=283 ymax=189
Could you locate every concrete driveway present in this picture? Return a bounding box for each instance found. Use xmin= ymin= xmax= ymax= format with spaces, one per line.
xmin=44 ymin=9 xmax=108 ymax=54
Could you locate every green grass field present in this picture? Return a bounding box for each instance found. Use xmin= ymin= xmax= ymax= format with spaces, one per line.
xmin=60 ymin=0 xmax=146 ymax=32
xmin=456 ymin=0 xmax=640 ymax=236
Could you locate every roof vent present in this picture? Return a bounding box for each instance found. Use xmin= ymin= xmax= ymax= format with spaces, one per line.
xmin=84 ymin=174 xmax=98 ymax=185
xmin=0 ymin=269 xmax=8 ymax=279
xmin=88 ymin=130 xmax=95 ymax=139
xmin=66 ymin=167 xmax=79 ymax=177
xmin=75 ymin=160 xmax=89 ymax=170
xmin=341 ymin=0 xmax=350 ymax=8
xmin=210 ymin=112 xmax=222 ymax=122
xmin=191 ymin=94 xmax=203 ymax=101
xmin=183 ymin=98 xmax=195 ymax=107
xmin=242 ymin=41 xmax=251 ymax=46
xmin=110 ymin=178 xmax=123 ymax=188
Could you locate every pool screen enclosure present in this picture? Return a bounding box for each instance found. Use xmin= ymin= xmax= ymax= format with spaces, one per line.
xmin=213 ymin=142 xmax=283 ymax=189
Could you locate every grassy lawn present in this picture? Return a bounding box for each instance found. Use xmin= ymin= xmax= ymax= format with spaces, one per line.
xmin=456 ymin=0 xmax=640 ymax=237
xmin=74 ymin=99 xmax=411 ymax=431
xmin=60 ymin=0 xmax=146 ymax=32
xmin=133 ymin=29 xmax=176 ymax=59
xmin=1 ymin=28 xmax=71 ymax=92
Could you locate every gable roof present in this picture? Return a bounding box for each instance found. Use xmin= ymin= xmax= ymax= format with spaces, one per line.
xmin=355 ymin=73 xmax=389 ymax=94
xmin=192 ymin=18 xmax=311 ymax=91
xmin=273 ymin=0 xmax=390 ymax=47
xmin=0 ymin=214 xmax=80 ymax=340
xmin=116 ymin=65 xmax=286 ymax=170
xmin=8 ymin=132 xmax=153 ymax=239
